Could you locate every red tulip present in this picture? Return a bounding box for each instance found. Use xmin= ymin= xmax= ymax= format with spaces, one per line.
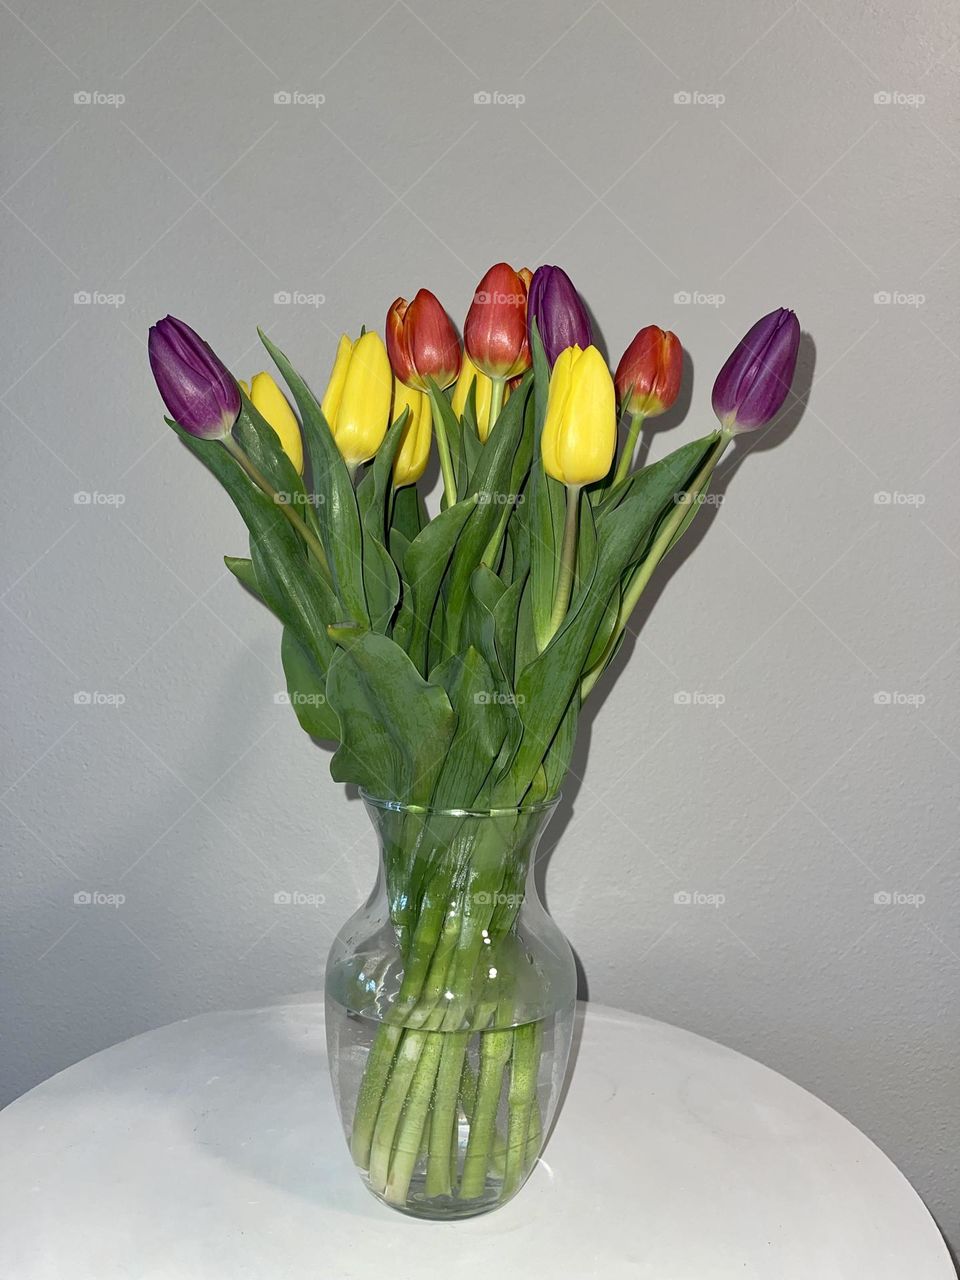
xmin=615 ymin=326 xmax=682 ymax=418
xmin=386 ymin=289 xmax=461 ymax=391
xmin=464 ymin=263 xmax=532 ymax=380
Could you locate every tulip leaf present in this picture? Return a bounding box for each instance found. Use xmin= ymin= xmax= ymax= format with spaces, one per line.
xmin=496 ymin=435 xmax=720 ymax=801
xmin=441 ymin=373 xmax=532 ymax=659
xmin=390 ymin=482 xmax=426 ymax=546
xmin=430 ymin=646 xmax=507 ymax=809
xmin=258 ymin=329 xmax=369 ymax=628
xmin=281 ymin=627 xmax=340 ymax=741
xmin=462 ymin=564 xmax=507 ymax=680
xmin=171 ymin=422 xmax=335 ymax=674
xmin=357 ymin=413 xmax=405 ymax=633
xmin=235 ymin=392 xmax=320 ymax=538
xmin=393 ymin=495 xmax=479 ymax=674
xmin=325 ymin=632 xmax=456 ymax=804
xmin=224 ymin=555 xmax=260 ymax=597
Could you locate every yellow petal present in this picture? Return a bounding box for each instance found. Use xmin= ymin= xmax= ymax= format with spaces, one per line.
xmin=541 ymin=345 xmax=579 ymax=483
xmin=320 ymin=334 xmax=354 ymax=434
xmin=250 ymin=371 xmax=303 ymax=475
xmin=558 ymin=345 xmax=616 ymax=485
xmin=335 ymin=331 xmax=392 ymax=466
xmin=392 ymin=382 xmax=431 ymax=487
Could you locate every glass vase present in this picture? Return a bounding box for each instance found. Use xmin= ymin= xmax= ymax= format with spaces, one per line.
xmin=324 ymin=795 xmax=577 ymax=1220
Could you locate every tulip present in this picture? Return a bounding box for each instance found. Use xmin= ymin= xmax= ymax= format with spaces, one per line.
xmin=541 ymin=345 xmax=617 ymax=487
xmin=464 ymin=263 xmax=532 ymax=381
xmin=239 ymin=372 xmax=304 ymax=474
xmin=321 ymin=331 xmax=393 ymax=469
xmin=391 ymin=380 xmax=431 ymax=487
xmin=527 ymin=265 xmax=592 ymax=366
xmin=148 ymin=315 xmax=239 ymax=439
xmin=451 ymin=353 xmax=511 ymax=444
xmin=611 ymin=325 xmax=683 ymax=486
xmin=386 ymin=290 xmax=461 ymax=391
xmin=712 ymin=308 xmax=800 ymax=431
xmin=615 ymin=325 xmax=682 ymax=418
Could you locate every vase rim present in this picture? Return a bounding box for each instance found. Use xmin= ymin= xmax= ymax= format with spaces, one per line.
xmin=360 ymin=789 xmax=561 ymax=819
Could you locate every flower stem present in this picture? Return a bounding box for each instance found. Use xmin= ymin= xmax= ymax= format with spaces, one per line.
xmin=350 ymin=1023 xmax=402 ymax=1169
xmin=460 ymin=1011 xmax=513 ymax=1199
xmin=425 ymin=1031 xmax=469 ymax=1197
xmin=581 ymin=429 xmax=730 ymax=697
xmin=487 ymin=377 xmax=506 ymax=439
xmin=502 ymin=1018 xmax=543 ymax=1196
xmin=221 ymin=435 xmax=331 ymax=580
xmin=611 ymin=410 xmax=645 ymax=488
xmin=383 ymin=1032 xmax=444 ymax=1205
xmin=427 ymin=390 xmax=458 ymax=510
xmin=368 ymin=1031 xmax=429 ymax=1194
xmin=544 ymin=484 xmax=582 ymax=646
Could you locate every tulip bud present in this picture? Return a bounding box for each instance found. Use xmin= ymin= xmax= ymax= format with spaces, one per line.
xmin=615 ymin=326 xmax=682 ymax=418
xmin=386 ymin=289 xmax=461 ymax=391
xmin=712 ymin=308 xmax=800 ymax=431
xmin=450 ymin=353 xmax=511 ymax=444
xmin=320 ymin=331 xmax=393 ymax=467
xmin=239 ymin=372 xmax=304 ymax=474
xmin=464 ymin=263 xmax=532 ymax=380
xmin=391 ymin=380 xmax=431 ymax=487
xmin=148 ymin=315 xmax=240 ymax=439
xmin=541 ymin=345 xmax=617 ymax=486
xmin=527 ymin=265 xmax=593 ymax=366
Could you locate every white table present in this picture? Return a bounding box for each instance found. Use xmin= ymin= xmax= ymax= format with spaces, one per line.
xmin=0 ymin=999 xmax=952 ymax=1279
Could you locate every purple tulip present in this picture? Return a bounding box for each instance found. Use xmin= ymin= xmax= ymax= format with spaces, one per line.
xmin=711 ymin=308 xmax=801 ymax=431
xmin=148 ymin=315 xmax=240 ymax=439
xmin=527 ymin=265 xmax=593 ymax=366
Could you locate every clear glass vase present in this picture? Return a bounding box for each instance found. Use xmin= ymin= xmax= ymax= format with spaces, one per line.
xmin=324 ymin=795 xmax=577 ymax=1220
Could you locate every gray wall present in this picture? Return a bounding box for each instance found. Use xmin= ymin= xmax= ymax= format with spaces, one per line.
xmin=2 ymin=0 xmax=958 ymax=1245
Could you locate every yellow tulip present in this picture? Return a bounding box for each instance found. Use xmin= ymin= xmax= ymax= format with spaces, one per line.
xmin=239 ymin=372 xmax=304 ymax=474
xmin=320 ymin=331 xmax=392 ymax=467
xmin=391 ymin=380 xmax=431 ymax=488
xmin=540 ymin=345 xmax=616 ymax=486
xmin=450 ymin=353 xmax=510 ymax=444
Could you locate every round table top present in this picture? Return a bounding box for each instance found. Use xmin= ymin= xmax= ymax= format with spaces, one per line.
xmin=0 ymin=998 xmax=951 ymax=1280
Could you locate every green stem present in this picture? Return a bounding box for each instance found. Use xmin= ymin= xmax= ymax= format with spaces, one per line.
xmin=486 ymin=377 xmax=505 ymax=439
xmin=544 ymin=484 xmax=581 ymax=647
xmin=428 ymin=391 xmax=457 ymax=509
xmin=350 ymin=1023 xmax=402 ymax=1169
xmin=502 ymin=1019 xmax=542 ymax=1196
xmin=425 ymin=1031 xmax=470 ymax=1197
xmin=221 ymin=436 xmax=331 ymax=581
xmin=368 ymin=1031 xmax=428 ymax=1194
xmin=460 ymin=1024 xmax=513 ymax=1199
xmin=611 ymin=410 xmax=645 ymax=488
xmin=581 ymin=429 xmax=730 ymax=698
xmin=383 ymin=1033 xmax=444 ymax=1205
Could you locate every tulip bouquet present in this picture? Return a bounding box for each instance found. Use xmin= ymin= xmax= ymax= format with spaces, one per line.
xmin=148 ymin=265 xmax=800 ymax=1217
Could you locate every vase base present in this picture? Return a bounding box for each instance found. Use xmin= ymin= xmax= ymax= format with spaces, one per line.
xmin=362 ymin=1170 xmax=523 ymax=1221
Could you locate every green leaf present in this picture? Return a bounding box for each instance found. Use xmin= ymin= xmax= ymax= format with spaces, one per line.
xmin=357 ymin=413 xmax=405 ymax=633
xmin=325 ymin=633 xmax=456 ymax=804
xmin=430 ymin=647 xmax=507 ymax=808
xmin=393 ymin=495 xmax=479 ymax=673
xmin=224 ymin=555 xmax=260 ymax=597
xmin=259 ymin=329 xmax=369 ymax=627
xmin=281 ymin=627 xmax=340 ymax=740
xmin=526 ymin=323 xmax=567 ymax=652
xmin=441 ymin=373 xmax=532 ymax=658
